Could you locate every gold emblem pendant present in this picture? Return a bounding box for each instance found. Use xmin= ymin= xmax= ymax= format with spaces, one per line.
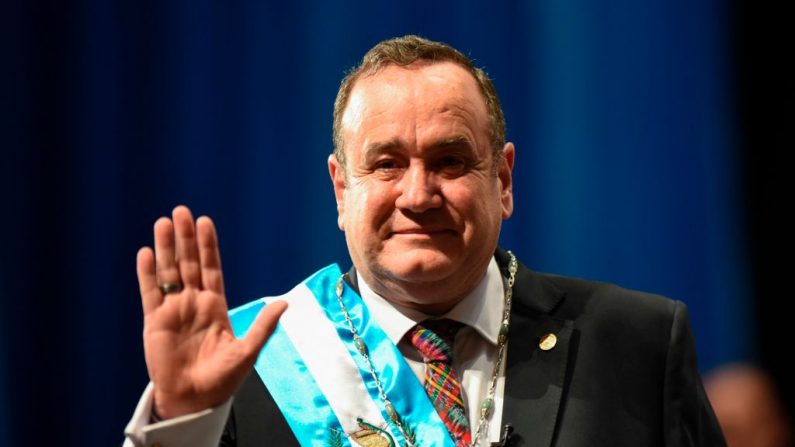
xmin=350 ymin=428 xmax=392 ymax=447
xmin=349 ymin=418 xmax=396 ymax=447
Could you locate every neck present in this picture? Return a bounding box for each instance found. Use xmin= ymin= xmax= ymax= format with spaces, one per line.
xmin=371 ymin=281 xmax=465 ymax=315
xmin=356 ymin=262 xmax=490 ymax=316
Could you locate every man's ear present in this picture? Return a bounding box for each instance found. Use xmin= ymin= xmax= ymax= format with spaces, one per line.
xmin=499 ymin=142 xmax=515 ymax=220
xmin=328 ymin=153 xmax=346 ymax=230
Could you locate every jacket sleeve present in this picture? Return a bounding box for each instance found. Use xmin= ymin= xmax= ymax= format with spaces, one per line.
xmin=219 ymin=370 xmax=300 ymax=447
xmin=662 ymin=301 xmax=726 ymax=446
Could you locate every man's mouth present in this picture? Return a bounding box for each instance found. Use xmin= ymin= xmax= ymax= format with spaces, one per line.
xmin=389 ymin=228 xmax=455 ymax=237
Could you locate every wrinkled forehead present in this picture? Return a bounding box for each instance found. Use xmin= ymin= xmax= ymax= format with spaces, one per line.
xmin=340 ymin=62 xmax=489 ymax=139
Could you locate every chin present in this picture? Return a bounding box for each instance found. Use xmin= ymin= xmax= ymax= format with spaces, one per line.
xmin=377 ymin=246 xmax=461 ymax=283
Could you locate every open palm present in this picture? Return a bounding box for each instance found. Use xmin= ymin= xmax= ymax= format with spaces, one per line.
xmin=137 ymin=206 xmax=286 ymax=419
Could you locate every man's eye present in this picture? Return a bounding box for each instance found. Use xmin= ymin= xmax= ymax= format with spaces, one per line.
xmin=437 ymin=157 xmax=467 ymax=174
xmin=374 ymin=160 xmax=398 ymax=170
xmin=439 ymin=157 xmax=464 ymax=167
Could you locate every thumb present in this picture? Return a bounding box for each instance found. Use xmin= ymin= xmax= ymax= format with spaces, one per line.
xmin=241 ymin=300 xmax=288 ymax=357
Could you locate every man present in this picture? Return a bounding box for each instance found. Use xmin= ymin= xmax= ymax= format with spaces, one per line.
xmin=124 ymin=35 xmax=725 ymax=446
xmin=704 ymin=363 xmax=793 ymax=447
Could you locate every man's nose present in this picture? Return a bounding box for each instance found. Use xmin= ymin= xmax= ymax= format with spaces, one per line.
xmin=395 ymin=164 xmax=443 ymax=213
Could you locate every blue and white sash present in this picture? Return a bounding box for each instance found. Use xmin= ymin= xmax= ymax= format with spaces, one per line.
xmin=229 ymin=264 xmax=455 ymax=447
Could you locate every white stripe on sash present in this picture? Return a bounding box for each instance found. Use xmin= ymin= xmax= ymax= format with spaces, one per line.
xmin=266 ymin=284 xmax=388 ymax=435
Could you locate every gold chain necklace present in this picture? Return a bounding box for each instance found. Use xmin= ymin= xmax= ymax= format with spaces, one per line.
xmin=334 ymin=251 xmax=518 ymax=447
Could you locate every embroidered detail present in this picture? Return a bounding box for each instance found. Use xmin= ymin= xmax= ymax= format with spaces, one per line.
xmin=328 ymin=427 xmax=344 ymax=447
xmin=392 ymin=412 xmax=416 ymax=446
xmin=351 ymin=419 xmax=396 ymax=447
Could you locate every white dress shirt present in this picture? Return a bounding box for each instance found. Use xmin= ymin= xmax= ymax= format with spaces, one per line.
xmin=358 ymin=257 xmax=508 ymax=444
xmin=124 ymin=256 xmax=508 ymax=446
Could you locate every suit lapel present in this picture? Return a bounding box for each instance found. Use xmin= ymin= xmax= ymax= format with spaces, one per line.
xmin=496 ymin=249 xmax=572 ymax=447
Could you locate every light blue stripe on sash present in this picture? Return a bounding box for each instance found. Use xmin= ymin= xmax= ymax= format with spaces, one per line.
xmin=229 ymin=298 xmax=350 ymax=447
xmin=306 ymin=266 xmax=456 ymax=447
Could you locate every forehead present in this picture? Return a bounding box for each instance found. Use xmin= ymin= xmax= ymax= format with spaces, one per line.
xmin=340 ymin=62 xmax=490 ymax=146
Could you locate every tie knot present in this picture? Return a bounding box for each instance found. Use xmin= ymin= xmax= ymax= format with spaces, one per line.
xmin=409 ymin=318 xmax=466 ymax=363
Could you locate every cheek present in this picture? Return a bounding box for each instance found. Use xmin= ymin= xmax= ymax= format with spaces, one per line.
xmin=345 ymin=182 xmax=393 ymax=226
xmin=445 ymin=180 xmax=502 ymax=224
xmin=441 ymin=176 xmax=475 ymax=201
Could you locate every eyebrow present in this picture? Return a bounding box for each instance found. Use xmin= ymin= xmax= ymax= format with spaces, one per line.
xmin=363 ymin=139 xmax=402 ymax=155
xmin=364 ymin=135 xmax=474 ymax=153
xmin=428 ymin=135 xmax=474 ymax=151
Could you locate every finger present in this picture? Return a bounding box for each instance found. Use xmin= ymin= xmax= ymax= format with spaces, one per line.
xmin=137 ymin=247 xmax=163 ymax=315
xmin=197 ymin=216 xmax=225 ymax=294
xmin=172 ymin=205 xmax=201 ymax=288
xmin=241 ymin=301 xmax=288 ymax=358
xmin=154 ymin=217 xmax=181 ymax=287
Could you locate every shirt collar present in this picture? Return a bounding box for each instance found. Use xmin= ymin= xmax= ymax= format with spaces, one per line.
xmin=358 ymin=257 xmax=506 ymax=346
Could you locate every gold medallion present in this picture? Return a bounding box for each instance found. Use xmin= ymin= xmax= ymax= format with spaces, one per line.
xmin=350 ymin=428 xmax=392 ymax=447
xmin=349 ymin=418 xmax=396 ymax=447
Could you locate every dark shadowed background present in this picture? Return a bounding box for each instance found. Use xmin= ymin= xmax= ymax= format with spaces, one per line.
xmin=1 ymin=1 xmax=791 ymax=446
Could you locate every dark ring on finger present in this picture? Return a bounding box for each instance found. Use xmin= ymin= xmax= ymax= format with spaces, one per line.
xmin=159 ymin=282 xmax=183 ymax=294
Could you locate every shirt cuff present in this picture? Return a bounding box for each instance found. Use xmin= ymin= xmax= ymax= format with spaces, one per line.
xmin=123 ymin=382 xmax=232 ymax=447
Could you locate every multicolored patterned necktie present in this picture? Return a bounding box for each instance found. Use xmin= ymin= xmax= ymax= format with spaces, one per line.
xmin=409 ymin=318 xmax=471 ymax=447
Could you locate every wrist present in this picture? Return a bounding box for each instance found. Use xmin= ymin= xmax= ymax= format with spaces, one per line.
xmin=149 ymin=407 xmax=164 ymax=424
xmin=152 ymin=389 xmax=211 ymax=420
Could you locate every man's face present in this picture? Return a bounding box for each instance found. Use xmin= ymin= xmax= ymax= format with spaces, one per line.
xmin=329 ymin=61 xmax=514 ymax=313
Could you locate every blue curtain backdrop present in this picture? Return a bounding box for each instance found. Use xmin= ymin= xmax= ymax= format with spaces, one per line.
xmin=2 ymin=1 xmax=757 ymax=446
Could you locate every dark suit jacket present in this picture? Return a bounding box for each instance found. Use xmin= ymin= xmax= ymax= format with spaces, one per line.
xmin=221 ymin=249 xmax=726 ymax=446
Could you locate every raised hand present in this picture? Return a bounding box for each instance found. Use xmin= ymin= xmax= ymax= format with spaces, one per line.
xmin=136 ymin=205 xmax=287 ymax=419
